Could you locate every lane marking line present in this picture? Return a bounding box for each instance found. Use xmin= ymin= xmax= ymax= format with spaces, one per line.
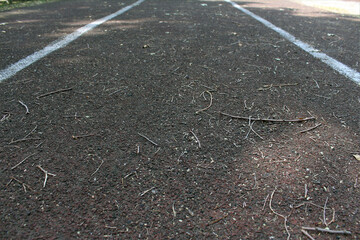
xmin=0 ymin=0 xmax=145 ymax=82
xmin=225 ymin=0 xmax=360 ymax=85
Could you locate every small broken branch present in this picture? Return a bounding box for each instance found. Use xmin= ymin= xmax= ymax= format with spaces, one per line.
xmin=9 ymin=137 xmax=41 ymax=144
xmin=190 ymin=130 xmax=201 ymax=148
xmin=172 ymin=202 xmax=177 ymax=218
xmin=91 ymin=160 xmax=104 ymax=176
xmin=7 ymin=176 xmax=34 ymax=192
xmin=196 ymin=90 xmax=213 ymax=114
xmin=139 ymin=187 xmax=155 ymax=197
xmin=11 ymin=153 xmax=36 ymax=170
xmin=302 ymin=226 xmax=351 ymax=235
xmin=1 ymin=112 xmax=11 ymax=122
xmin=138 ymin=133 xmax=159 ymax=146
xmin=220 ymin=112 xmax=315 ymax=123
xmin=299 ymin=123 xmax=322 ymax=133
xmin=9 ymin=126 xmax=39 ymax=144
xmin=301 ymin=229 xmax=315 ymax=240
xmin=124 ymin=171 xmax=138 ymax=179
xmin=269 ymin=188 xmax=291 ymax=240
xmin=245 ymin=118 xmax=263 ymax=139
xmin=206 ymin=213 xmax=229 ymax=226
xmin=258 ymin=83 xmax=298 ymax=91
xmin=321 ymin=197 xmax=336 ymax=227
xmin=262 ymin=193 xmax=270 ymax=211
xmin=36 ymin=87 xmax=72 ymax=99
xmin=323 ymin=197 xmax=329 ymax=226
xmin=18 ymin=100 xmax=30 ymax=114
xmin=37 ymin=165 xmax=56 ymax=188
xmin=72 ymin=133 xmax=98 ymax=140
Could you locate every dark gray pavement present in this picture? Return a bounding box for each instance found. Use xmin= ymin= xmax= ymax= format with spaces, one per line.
xmin=1 ymin=0 xmax=359 ymax=238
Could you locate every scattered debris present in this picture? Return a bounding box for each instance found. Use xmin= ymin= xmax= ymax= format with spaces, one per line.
xmin=301 ymin=226 xmax=351 ymax=235
xmin=245 ymin=118 xmax=263 ymax=139
xmin=258 ymin=83 xmax=298 ymax=91
xmin=91 ymin=160 xmax=104 ymax=176
xmin=172 ymin=202 xmax=177 ymax=218
xmin=301 ymin=229 xmax=315 ymax=240
xmin=1 ymin=112 xmax=10 ymax=122
xmin=220 ymin=112 xmax=315 ymax=122
xmin=139 ymin=187 xmax=155 ymax=197
xmin=37 ymin=165 xmax=56 ymax=188
xmin=206 ymin=213 xmax=228 ymax=226
xmin=196 ymin=90 xmax=213 ymax=114
xmin=72 ymin=133 xmax=99 ymax=140
xmin=353 ymin=154 xmax=360 ymax=161
xmin=11 ymin=153 xmax=36 ymax=170
xmin=36 ymin=87 xmax=73 ymax=99
xmin=7 ymin=176 xmax=34 ymax=192
xmin=299 ymin=123 xmax=322 ymax=133
xmin=269 ymin=188 xmax=291 ymax=240
xmin=9 ymin=126 xmax=40 ymax=144
xmin=138 ymin=133 xmax=159 ymax=146
xmin=190 ymin=129 xmax=201 ymax=148
xmin=18 ymin=100 xmax=30 ymax=114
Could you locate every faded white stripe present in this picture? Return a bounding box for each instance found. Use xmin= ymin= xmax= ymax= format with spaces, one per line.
xmin=0 ymin=0 xmax=145 ymax=82
xmin=225 ymin=0 xmax=360 ymax=84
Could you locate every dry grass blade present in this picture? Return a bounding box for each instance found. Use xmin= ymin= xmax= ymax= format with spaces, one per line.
xmin=11 ymin=153 xmax=36 ymax=170
xmin=220 ymin=112 xmax=315 ymax=122
xmin=302 ymin=226 xmax=351 ymax=235
xmin=196 ymin=90 xmax=213 ymax=114
xmin=299 ymin=123 xmax=322 ymax=133
xmin=269 ymin=188 xmax=291 ymax=240
xmin=37 ymin=87 xmax=72 ymax=99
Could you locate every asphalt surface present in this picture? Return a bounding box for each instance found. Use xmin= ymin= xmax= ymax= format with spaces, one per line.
xmin=1 ymin=0 xmax=360 ymax=238
xmin=1 ymin=0 xmax=359 ymax=128
xmin=0 ymin=0 xmax=359 ymax=75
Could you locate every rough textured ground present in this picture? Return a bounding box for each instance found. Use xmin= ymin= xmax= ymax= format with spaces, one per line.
xmin=1 ymin=0 xmax=359 ymax=239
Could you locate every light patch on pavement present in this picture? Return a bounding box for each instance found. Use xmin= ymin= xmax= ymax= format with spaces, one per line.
xmin=225 ymin=0 xmax=360 ymax=85
xmin=0 ymin=0 xmax=145 ymax=82
xmin=293 ymin=0 xmax=360 ymax=16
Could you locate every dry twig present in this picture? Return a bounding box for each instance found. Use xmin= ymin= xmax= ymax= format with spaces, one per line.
xmin=11 ymin=153 xmax=36 ymax=170
xmin=138 ymin=133 xmax=159 ymax=146
xmin=302 ymin=226 xmax=351 ymax=235
xmin=18 ymin=100 xmax=30 ymax=114
xmin=262 ymin=193 xmax=270 ymax=211
xmin=220 ymin=112 xmax=315 ymax=122
xmin=139 ymin=187 xmax=155 ymax=197
xmin=7 ymin=176 xmax=34 ymax=192
xmin=196 ymin=90 xmax=213 ymax=114
xmin=1 ymin=112 xmax=11 ymax=122
xmin=72 ymin=133 xmax=99 ymax=140
xmin=245 ymin=118 xmax=263 ymax=139
xmin=172 ymin=202 xmax=177 ymax=218
xmin=258 ymin=83 xmax=298 ymax=91
xmin=124 ymin=171 xmax=138 ymax=179
xmin=190 ymin=130 xmax=201 ymax=148
xmin=37 ymin=87 xmax=72 ymax=99
xmin=37 ymin=165 xmax=56 ymax=188
xmin=206 ymin=213 xmax=229 ymax=226
xmin=322 ymin=197 xmax=336 ymax=227
xmin=91 ymin=160 xmax=104 ymax=176
xmin=269 ymin=188 xmax=291 ymax=240
xmin=9 ymin=126 xmax=39 ymax=144
xmin=294 ymin=201 xmax=331 ymax=211
xmin=299 ymin=123 xmax=322 ymax=133
xmin=301 ymin=229 xmax=315 ymax=240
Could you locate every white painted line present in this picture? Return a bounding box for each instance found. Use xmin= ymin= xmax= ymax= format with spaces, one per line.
xmin=0 ymin=0 xmax=145 ymax=82
xmin=225 ymin=0 xmax=360 ymax=85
